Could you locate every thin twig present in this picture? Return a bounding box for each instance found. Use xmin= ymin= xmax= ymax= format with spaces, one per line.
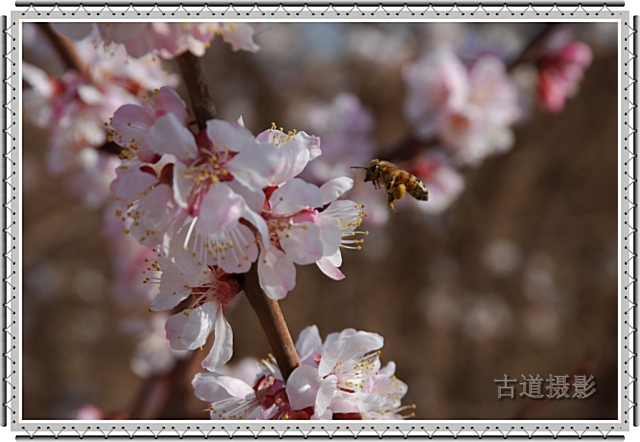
xmin=129 ymin=374 xmax=160 ymax=419
xmin=241 ymin=263 xmax=301 ymax=382
xmin=175 ymin=52 xmax=217 ymax=130
xmin=507 ymin=23 xmax=562 ymax=72
xmin=36 ymin=23 xmax=87 ymax=74
xmin=156 ymin=353 xmax=198 ymax=419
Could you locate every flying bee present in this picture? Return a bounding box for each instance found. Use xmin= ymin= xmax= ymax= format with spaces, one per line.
xmin=351 ymin=159 xmax=429 ymax=212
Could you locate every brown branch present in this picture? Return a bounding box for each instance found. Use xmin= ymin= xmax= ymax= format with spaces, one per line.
xmin=175 ymin=50 xmax=300 ymax=383
xmin=36 ymin=23 xmax=87 ymax=74
xmin=241 ymin=263 xmax=301 ymax=382
xmin=387 ymin=135 xmax=438 ymax=163
xmin=155 ymin=353 xmax=198 ymax=419
xmin=129 ymin=374 xmax=160 ymax=419
xmin=507 ymin=23 xmax=562 ymax=72
xmin=175 ymin=52 xmax=217 ymax=130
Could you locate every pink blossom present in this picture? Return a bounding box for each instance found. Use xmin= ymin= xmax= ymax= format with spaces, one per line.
xmin=72 ymin=404 xmax=104 ymax=420
xmin=110 ymin=103 xmax=285 ymax=270
xmin=122 ymin=313 xmax=189 ymax=378
xmin=538 ymin=41 xmax=593 ymax=113
xmin=110 ymin=240 xmax=159 ymax=308
xmin=66 ymin=148 xmax=120 ymax=208
xmin=257 ymin=177 xmax=366 ymax=299
xmin=403 ymin=50 xmax=521 ymax=165
xmin=292 ymin=326 xmax=411 ymax=420
xmin=109 ymin=86 xmax=189 ymax=162
xmin=298 ymin=93 xmax=375 ymax=183
xmin=403 ymin=50 xmax=469 ymax=141
xmin=110 ymin=160 xmax=184 ymax=249
xmin=193 ymin=361 xmax=315 ymax=420
xmin=256 ymin=123 xmax=322 ymax=185
xmin=257 ymin=178 xmax=324 ymax=299
xmin=154 ymin=259 xmax=240 ymax=370
xmin=24 ymin=33 xmax=178 ymax=167
xmin=192 ymin=325 xmax=411 ymax=420
xmin=52 ymin=22 xmax=271 ymax=59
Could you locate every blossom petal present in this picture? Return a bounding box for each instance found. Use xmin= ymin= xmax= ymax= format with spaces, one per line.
xmin=315 ymin=375 xmax=338 ymax=416
xmin=270 ymin=178 xmax=322 ymax=216
xmin=201 ymin=306 xmax=234 ymax=371
xmin=270 ymin=140 xmax=310 ymax=185
xmin=257 ymin=247 xmax=296 ymax=300
xmin=110 ymin=166 xmax=158 ymax=205
xmin=197 ymin=184 xmax=243 ymax=233
xmin=216 ymin=375 xmax=256 ymax=400
xmin=341 ymin=332 xmax=384 ymax=362
xmin=226 ymin=179 xmax=266 ymax=214
xmin=316 ymin=214 xmax=341 ymax=257
xmin=316 ymin=257 xmax=345 ymax=281
xmin=111 ymin=104 xmax=155 ymax=148
xmin=320 ymin=177 xmax=353 ymax=204
xmin=172 ymin=162 xmax=193 ymax=209
xmin=165 ymin=302 xmax=217 ymax=350
xmin=151 ymin=263 xmax=191 ymax=311
xmin=153 ymin=86 xmax=189 ymax=123
xmin=215 ymin=223 xmax=260 ymax=274
xmin=207 ymin=119 xmax=256 ymax=152
xmin=296 ymin=325 xmax=323 ymax=361
xmin=192 ymin=372 xmax=230 ymax=402
xmin=286 ymin=365 xmax=322 ymax=411
xmin=226 ymin=143 xmax=283 ymax=190
xmin=279 ymin=222 xmax=324 ymax=265
xmin=129 ymin=183 xmax=180 ymax=247
xmin=318 ymin=338 xmax=346 ymax=378
xmin=150 ymin=113 xmax=198 ymax=161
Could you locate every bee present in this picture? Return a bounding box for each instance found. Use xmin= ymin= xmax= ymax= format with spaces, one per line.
xmin=351 ymin=159 xmax=429 ymax=212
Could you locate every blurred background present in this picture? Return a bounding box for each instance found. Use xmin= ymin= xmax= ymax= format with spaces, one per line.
xmin=22 ymin=22 xmax=619 ymax=420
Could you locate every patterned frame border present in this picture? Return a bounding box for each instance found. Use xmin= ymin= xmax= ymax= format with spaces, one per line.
xmin=2 ymin=2 xmax=634 ymax=438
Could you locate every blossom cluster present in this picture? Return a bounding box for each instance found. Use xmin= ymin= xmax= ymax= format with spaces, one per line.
xmin=537 ymin=39 xmax=593 ymax=113
xmin=403 ymin=50 xmax=521 ymax=166
xmin=193 ymin=326 xmax=413 ymax=420
xmin=23 ymin=25 xmax=178 ymax=206
xmin=108 ymin=86 xmax=366 ymax=370
xmin=52 ymin=22 xmax=270 ymax=59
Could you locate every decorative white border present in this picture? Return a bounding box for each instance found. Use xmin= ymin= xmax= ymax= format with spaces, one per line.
xmin=2 ymin=2 xmax=634 ymax=438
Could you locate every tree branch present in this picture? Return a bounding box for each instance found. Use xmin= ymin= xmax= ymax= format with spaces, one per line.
xmin=507 ymin=23 xmax=562 ymax=72
xmin=36 ymin=23 xmax=87 ymax=74
xmin=241 ymin=263 xmax=301 ymax=382
xmin=175 ymin=52 xmax=217 ymax=130
xmin=175 ymin=51 xmax=300 ymax=382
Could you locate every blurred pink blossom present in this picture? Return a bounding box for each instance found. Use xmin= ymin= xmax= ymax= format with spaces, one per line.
xmin=538 ymin=41 xmax=593 ymax=113
xmin=22 ymin=26 xmax=178 ymax=208
xmin=403 ymin=50 xmax=521 ymax=166
xmin=51 ymin=22 xmax=272 ymax=59
xmin=299 ymin=93 xmax=375 ymax=183
xmin=124 ymin=313 xmax=190 ymax=378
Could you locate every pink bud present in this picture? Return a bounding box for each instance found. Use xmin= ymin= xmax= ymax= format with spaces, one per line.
xmin=559 ymin=42 xmax=593 ymax=68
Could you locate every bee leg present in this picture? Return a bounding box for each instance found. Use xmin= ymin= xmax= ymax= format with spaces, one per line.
xmin=387 ymin=183 xmax=406 ymax=212
xmin=388 ymin=198 xmax=396 ymax=212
